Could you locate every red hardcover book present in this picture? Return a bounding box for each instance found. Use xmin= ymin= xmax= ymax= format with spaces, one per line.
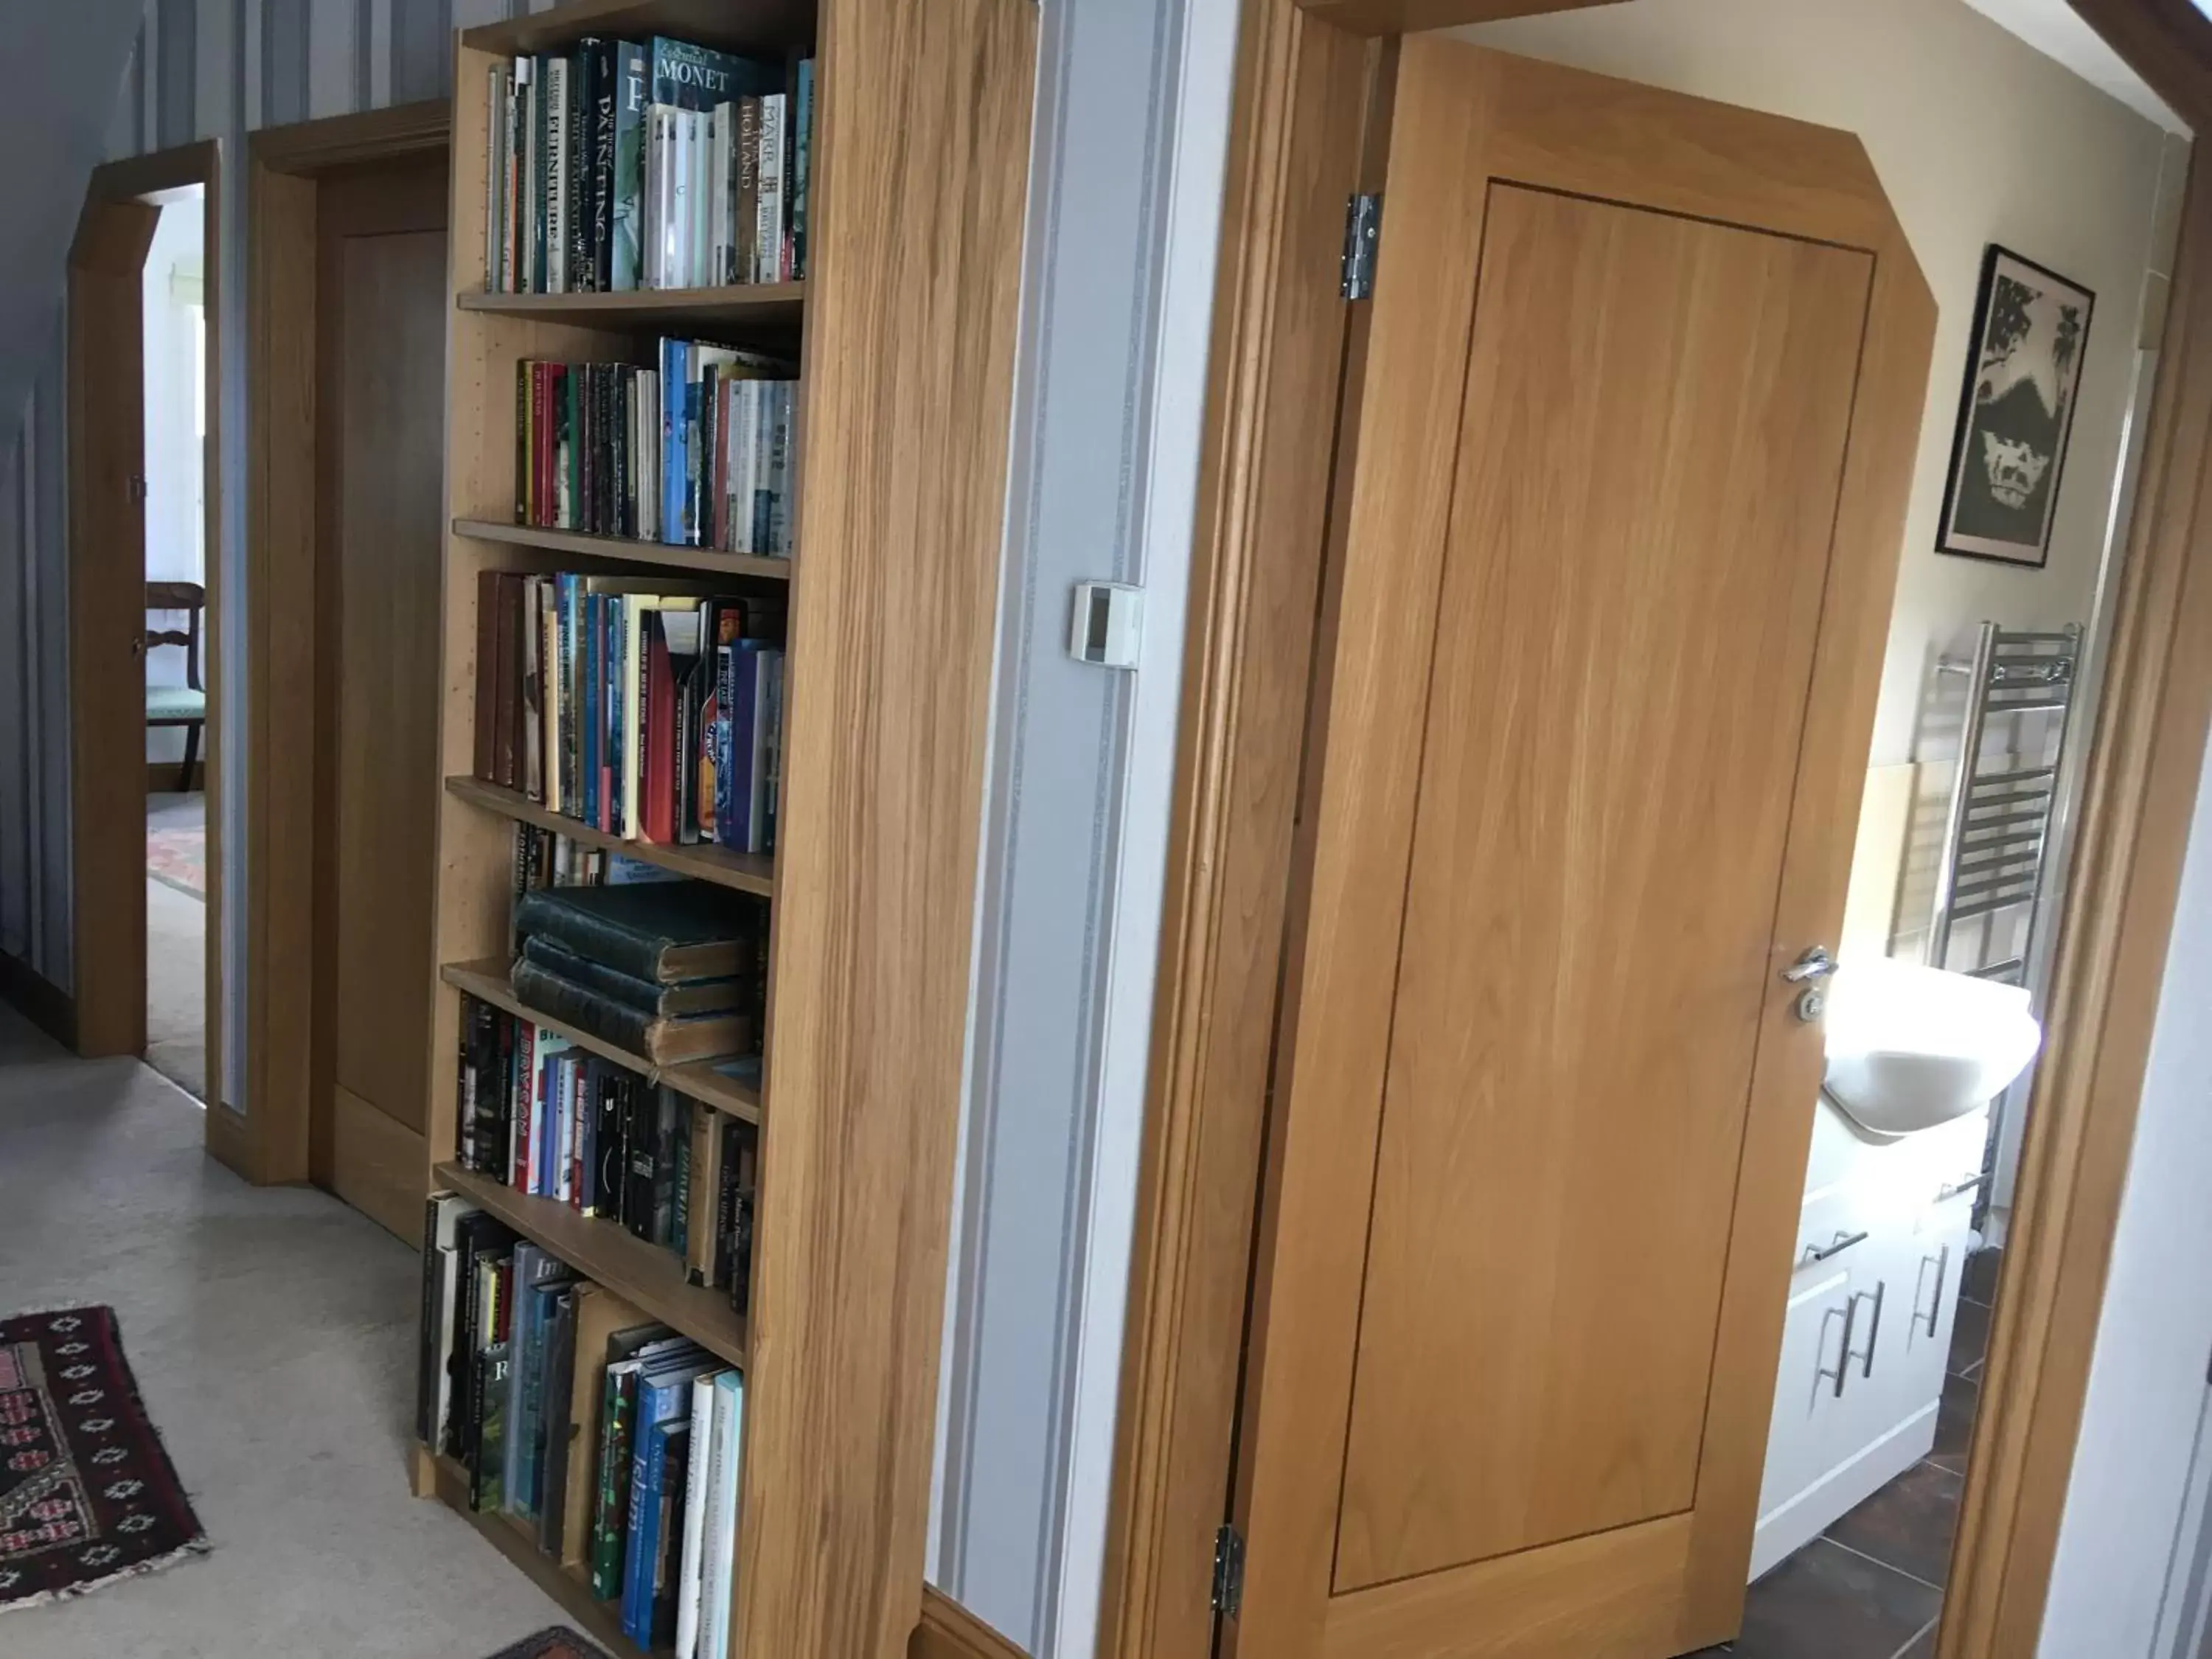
xmin=535 ymin=364 xmax=555 ymax=527
xmin=473 ymin=569 xmax=500 ymax=780
xmin=491 ymin=572 xmax=522 ymax=789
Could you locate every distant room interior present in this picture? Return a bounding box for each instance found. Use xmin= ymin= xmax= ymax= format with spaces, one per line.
xmin=142 ymin=183 xmax=205 ymax=1102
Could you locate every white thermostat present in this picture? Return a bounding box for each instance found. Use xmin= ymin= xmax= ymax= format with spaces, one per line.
xmin=1069 ymin=581 xmax=1144 ymax=670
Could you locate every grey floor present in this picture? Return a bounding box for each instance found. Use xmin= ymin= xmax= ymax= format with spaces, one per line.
xmin=145 ymin=790 xmax=206 ymax=1101
xmin=0 ymin=1003 xmax=566 ymax=1657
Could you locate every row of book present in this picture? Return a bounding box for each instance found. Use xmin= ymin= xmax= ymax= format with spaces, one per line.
xmin=419 ymin=1203 xmax=750 ymax=1658
xmin=454 ymin=987 xmax=760 ymax=1304
xmin=484 ymin=35 xmax=813 ymax=295
xmin=515 ymin=341 xmax=796 ymax=554
xmin=474 ymin=574 xmax=786 ymax=857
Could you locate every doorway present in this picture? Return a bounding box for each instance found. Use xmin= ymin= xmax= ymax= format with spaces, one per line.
xmin=142 ymin=186 xmax=210 ymax=1101
xmin=66 ymin=142 xmax=223 ymax=1119
xmin=1101 ymin=4 xmax=2212 ymax=1658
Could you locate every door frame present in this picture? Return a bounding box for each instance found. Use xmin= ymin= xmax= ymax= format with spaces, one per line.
xmin=231 ymin=98 xmax=449 ymax=1187
xmin=1099 ymin=2 xmax=2212 ymax=1657
xmin=66 ymin=140 xmax=223 ymax=1111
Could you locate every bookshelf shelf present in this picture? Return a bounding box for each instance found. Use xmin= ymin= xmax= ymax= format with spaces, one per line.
xmin=446 ymin=775 xmax=778 ymax=897
xmin=441 ymin=959 xmax=764 ymax=1123
xmin=437 ymin=1162 xmax=751 ymax=1370
xmin=453 ymin=518 xmax=793 ymax=580
xmin=430 ymin=1453 xmax=665 ymax=1659
xmin=458 ymin=281 xmax=804 ymax=335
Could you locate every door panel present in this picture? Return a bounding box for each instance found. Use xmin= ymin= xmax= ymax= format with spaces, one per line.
xmin=1228 ymin=38 xmax=1934 ymax=1659
xmin=1335 ymin=187 xmax=1870 ymax=1591
xmin=313 ymin=157 xmax=449 ymax=1240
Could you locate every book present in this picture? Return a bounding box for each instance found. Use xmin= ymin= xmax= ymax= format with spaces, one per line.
xmin=673 ymin=1369 xmax=720 ymax=1658
xmin=512 ymin=880 xmax=767 ymax=984
xmin=589 ymin=1327 xmax=686 ymax=1599
xmin=537 ymin=1284 xmax=580 ymax=1554
xmin=512 ymin=955 xmax=757 ymax=1064
xmin=546 ymin=55 xmax=571 ymax=292
xmin=521 ymin=933 xmax=749 ymax=1018
xmin=791 ymin=58 xmax=814 ymax=280
xmin=621 ymin=1349 xmax=714 ymax=1638
xmin=699 ymin=1369 xmax=745 ymax=1659
xmin=558 ymin=1287 xmax=653 ymax=1570
xmin=417 ymin=1192 xmax=475 ymax=1449
xmin=473 ymin=1340 xmax=512 ymax=1512
xmin=612 ymin=41 xmax=649 ymax=289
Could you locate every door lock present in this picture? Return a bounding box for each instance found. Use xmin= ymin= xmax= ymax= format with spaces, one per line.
xmin=1783 ymin=946 xmax=1837 ymax=1022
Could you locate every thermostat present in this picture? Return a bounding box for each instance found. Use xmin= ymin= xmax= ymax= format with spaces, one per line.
xmin=1069 ymin=581 xmax=1144 ymax=670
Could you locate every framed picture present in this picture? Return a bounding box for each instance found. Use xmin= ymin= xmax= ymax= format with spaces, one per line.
xmin=1936 ymin=244 xmax=2096 ymax=568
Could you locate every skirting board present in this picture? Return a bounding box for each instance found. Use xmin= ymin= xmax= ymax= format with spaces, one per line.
xmin=1750 ymin=1399 xmax=1939 ymax=1580
xmin=0 ymin=948 xmax=77 ymax=1050
xmin=913 ymin=1587 xmax=1027 ymax=1659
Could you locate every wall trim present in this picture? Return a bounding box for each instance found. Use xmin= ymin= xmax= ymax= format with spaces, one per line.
xmin=913 ymin=1587 xmax=1029 ymax=1659
xmin=0 ymin=947 xmax=76 ymax=1050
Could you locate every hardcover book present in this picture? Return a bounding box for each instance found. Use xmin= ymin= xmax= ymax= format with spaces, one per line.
xmin=511 ymin=880 xmax=767 ymax=984
xmin=512 ymin=955 xmax=756 ymax=1064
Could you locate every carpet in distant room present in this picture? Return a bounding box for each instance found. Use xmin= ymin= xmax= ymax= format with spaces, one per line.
xmin=0 ymin=1307 xmax=207 ymax=1611
xmin=145 ymin=827 xmax=206 ymax=900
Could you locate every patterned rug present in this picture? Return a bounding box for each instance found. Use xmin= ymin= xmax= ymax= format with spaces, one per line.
xmin=479 ymin=1630 xmax=611 ymax=1659
xmin=0 ymin=1307 xmax=206 ymax=1611
xmin=145 ymin=827 xmax=206 ymax=900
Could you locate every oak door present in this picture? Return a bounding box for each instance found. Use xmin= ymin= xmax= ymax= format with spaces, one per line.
xmin=1226 ymin=40 xmax=1933 ymax=1658
xmin=311 ymin=155 xmax=451 ymax=1241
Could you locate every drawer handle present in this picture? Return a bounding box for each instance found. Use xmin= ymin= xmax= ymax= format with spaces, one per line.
xmin=1803 ymin=1228 xmax=1870 ymax=1265
xmin=1939 ymin=1173 xmax=1985 ymax=1203
xmin=1818 ymin=1294 xmax=1860 ymax=1399
xmin=1916 ymin=1245 xmax=1952 ymax=1338
xmin=1846 ymin=1281 xmax=1885 ymax=1380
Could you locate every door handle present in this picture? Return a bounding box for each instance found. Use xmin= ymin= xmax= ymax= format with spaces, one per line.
xmin=1781 ymin=946 xmax=1840 ymax=984
xmin=1846 ymin=1282 xmax=1885 ymax=1380
xmin=1938 ymin=1173 xmax=1985 ymax=1203
xmin=1916 ymin=1245 xmax=1951 ymax=1338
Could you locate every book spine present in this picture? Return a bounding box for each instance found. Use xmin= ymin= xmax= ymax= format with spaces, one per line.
xmin=485 ymin=65 xmax=507 ymax=290
xmin=417 ymin=1197 xmax=442 ymax=1444
xmin=674 ymin=1372 xmax=714 ymax=1659
xmin=512 ymin=961 xmax=661 ymax=1056
xmin=474 ymin=571 xmax=499 ymax=779
xmin=590 ymin=39 xmax=617 ymax=290
xmin=728 ymin=644 xmax=757 ymax=850
xmin=792 ymin=59 xmax=813 ymax=281
xmin=589 ymin=1368 xmax=636 ymax=1599
xmin=534 ymin=55 xmax=553 ymax=290
xmin=569 ymin=46 xmax=594 ymax=292
xmin=621 ymin=1405 xmax=665 ymax=1639
xmin=734 ymin=98 xmax=759 ymax=286
xmin=756 ymin=94 xmax=785 ymax=285
xmin=612 ymin=41 xmax=647 ymax=290
xmin=660 ymin=339 xmax=688 ymax=543
xmin=546 ymin=56 xmax=570 ymax=293
xmin=762 ymin=651 xmax=784 ymax=852
xmin=604 ymin=595 xmax=623 ymax=835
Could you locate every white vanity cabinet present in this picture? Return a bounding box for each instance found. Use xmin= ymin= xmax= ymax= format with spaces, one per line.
xmin=1749 ymin=1101 xmax=1984 ymax=1580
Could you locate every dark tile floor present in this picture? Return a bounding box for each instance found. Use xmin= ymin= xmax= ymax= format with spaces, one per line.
xmin=1690 ymin=1247 xmax=1998 ymax=1658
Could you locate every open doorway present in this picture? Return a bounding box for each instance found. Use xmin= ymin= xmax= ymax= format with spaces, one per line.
xmin=66 ymin=142 xmax=222 ymax=1125
xmin=141 ymin=185 xmax=209 ymax=1101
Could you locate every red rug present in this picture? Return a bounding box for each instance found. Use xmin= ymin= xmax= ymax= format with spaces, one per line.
xmin=145 ymin=827 xmax=206 ymax=900
xmin=0 ymin=1307 xmax=206 ymax=1611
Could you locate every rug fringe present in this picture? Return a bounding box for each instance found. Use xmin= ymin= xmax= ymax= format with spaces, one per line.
xmin=0 ymin=1534 xmax=211 ymax=1615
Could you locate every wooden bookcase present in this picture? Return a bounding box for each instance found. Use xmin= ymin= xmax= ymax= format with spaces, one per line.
xmin=418 ymin=2 xmax=1037 ymax=1655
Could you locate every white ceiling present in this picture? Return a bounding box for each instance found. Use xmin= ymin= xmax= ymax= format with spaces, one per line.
xmin=1960 ymin=0 xmax=2188 ymax=132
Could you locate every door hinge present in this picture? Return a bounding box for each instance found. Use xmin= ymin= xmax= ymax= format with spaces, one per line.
xmin=1341 ymin=192 xmax=1382 ymax=301
xmin=128 ymin=474 xmax=149 ymax=504
xmin=1211 ymin=1523 xmax=1246 ymax=1619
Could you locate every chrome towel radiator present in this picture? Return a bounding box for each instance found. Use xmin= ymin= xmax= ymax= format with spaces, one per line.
xmin=1929 ymin=622 xmax=2084 ymax=981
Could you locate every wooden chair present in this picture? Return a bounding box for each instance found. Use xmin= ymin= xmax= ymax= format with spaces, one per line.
xmin=145 ymin=581 xmax=206 ymax=793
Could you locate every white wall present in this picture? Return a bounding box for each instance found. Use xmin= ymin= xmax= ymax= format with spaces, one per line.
xmin=929 ymin=0 xmax=1238 ymax=1651
xmin=2041 ymin=717 xmax=2212 ymax=1655
xmin=142 ymin=192 xmax=205 ymax=767
xmin=1459 ymin=0 xmax=2171 ymax=779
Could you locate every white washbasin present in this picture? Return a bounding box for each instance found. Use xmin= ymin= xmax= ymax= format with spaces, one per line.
xmin=1820 ymin=958 xmax=2042 ymax=1140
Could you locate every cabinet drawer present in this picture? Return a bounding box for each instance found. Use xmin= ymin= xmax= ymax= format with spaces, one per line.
xmin=1790 ymin=1183 xmax=1880 ymax=1280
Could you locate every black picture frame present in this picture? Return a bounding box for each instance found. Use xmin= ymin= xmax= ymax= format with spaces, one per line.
xmin=1935 ymin=243 xmax=2096 ymax=569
